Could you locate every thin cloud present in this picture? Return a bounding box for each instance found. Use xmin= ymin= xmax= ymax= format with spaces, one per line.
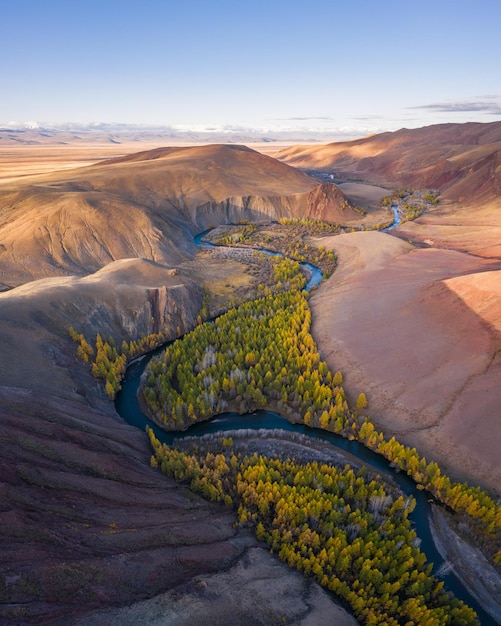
xmin=351 ymin=115 xmax=385 ymax=121
xmin=271 ymin=116 xmax=335 ymax=121
xmin=410 ymin=98 xmax=501 ymax=115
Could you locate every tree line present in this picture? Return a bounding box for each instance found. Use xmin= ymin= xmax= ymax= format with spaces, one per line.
xmin=148 ymin=428 xmax=479 ymax=625
xmin=70 ymin=236 xmax=500 ymax=570
xmin=140 ymin=282 xmax=501 ymax=567
xmin=70 ymin=326 xmax=183 ymax=398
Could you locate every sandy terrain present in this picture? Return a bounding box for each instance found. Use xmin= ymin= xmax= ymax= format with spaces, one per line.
xmin=0 ymin=141 xmax=298 ymax=186
xmin=310 ymin=231 xmax=501 ymax=494
xmin=77 ymin=546 xmax=357 ymax=626
xmin=0 ymin=142 xmax=164 ymax=185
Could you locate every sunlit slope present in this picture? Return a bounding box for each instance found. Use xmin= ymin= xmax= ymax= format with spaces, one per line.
xmin=0 ymin=258 xmax=202 ymax=394
xmin=310 ymin=231 xmax=501 ymax=495
xmin=0 ymin=144 xmax=356 ymax=287
xmin=277 ymin=121 xmax=501 ymax=207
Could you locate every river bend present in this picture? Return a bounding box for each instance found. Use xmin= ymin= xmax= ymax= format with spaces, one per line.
xmin=114 ymin=228 xmax=495 ymax=625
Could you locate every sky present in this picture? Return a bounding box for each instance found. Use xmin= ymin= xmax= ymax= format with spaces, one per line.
xmin=2 ymin=0 xmax=501 ymax=137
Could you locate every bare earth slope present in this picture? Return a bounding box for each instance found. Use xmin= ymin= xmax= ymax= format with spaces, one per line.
xmin=277 ymin=121 xmax=501 ymax=257
xmin=310 ymin=231 xmax=501 ymax=495
xmin=0 ymin=145 xmax=359 ymax=624
xmin=277 ymin=122 xmax=501 ymax=493
xmin=276 ymin=121 xmax=501 ymax=206
xmin=0 ymin=256 xmax=357 ymax=624
xmin=0 ymin=144 xmax=356 ymax=287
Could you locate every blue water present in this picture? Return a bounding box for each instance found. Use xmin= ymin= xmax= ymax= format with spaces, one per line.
xmin=115 ymin=353 xmax=496 ymax=625
xmin=382 ymin=205 xmax=401 ymax=232
xmin=113 ymin=226 xmax=496 ymax=625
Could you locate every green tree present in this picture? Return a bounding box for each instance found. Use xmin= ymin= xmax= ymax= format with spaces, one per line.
xmin=356 ymin=392 xmax=368 ymax=411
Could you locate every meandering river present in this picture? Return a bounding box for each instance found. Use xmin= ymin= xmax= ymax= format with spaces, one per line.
xmin=383 ymin=205 xmax=401 ymax=232
xmin=115 ymin=227 xmax=495 ymax=625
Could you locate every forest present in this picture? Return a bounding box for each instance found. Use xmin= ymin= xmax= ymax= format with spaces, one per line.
xmin=148 ymin=428 xmax=479 ymax=625
xmin=70 ymin=224 xmax=500 ymax=624
xmin=71 ymin=251 xmax=501 ymax=571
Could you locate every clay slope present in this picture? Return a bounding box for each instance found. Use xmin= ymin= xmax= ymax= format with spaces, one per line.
xmin=0 ymin=259 xmax=356 ymax=625
xmin=310 ymin=231 xmax=501 ymax=495
xmin=0 ymin=258 xmax=203 ymax=395
xmin=276 ymin=121 xmax=501 ymax=207
xmin=0 ymin=144 xmax=356 ymax=287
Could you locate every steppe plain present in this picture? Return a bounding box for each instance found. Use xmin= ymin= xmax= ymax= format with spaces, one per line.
xmin=0 ymin=122 xmax=500 ymax=623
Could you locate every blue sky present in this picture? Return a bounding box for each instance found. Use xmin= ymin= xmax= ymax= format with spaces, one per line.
xmin=2 ymin=0 xmax=500 ymax=136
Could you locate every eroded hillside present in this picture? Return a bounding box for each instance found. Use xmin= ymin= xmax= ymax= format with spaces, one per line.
xmin=0 ymin=144 xmax=358 ymax=288
xmin=1 ymin=126 xmax=500 ymax=623
xmin=276 ymin=121 xmax=501 ymax=205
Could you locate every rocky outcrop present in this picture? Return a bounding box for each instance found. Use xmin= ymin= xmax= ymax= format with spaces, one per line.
xmin=146 ymin=281 xmax=200 ymax=336
xmin=193 ymin=194 xmax=296 ymax=228
xmin=193 ymin=184 xmax=357 ymax=231
xmin=305 ymin=182 xmax=354 ymax=220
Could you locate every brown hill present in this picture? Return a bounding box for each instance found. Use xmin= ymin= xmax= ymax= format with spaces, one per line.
xmin=276 ymin=121 xmax=501 ymax=207
xmin=1 ymin=135 xmax=499 ymax=621
xmin=310 ymin=231 xmax=501 ymax=496
xmin=0 ymin=258 xmax=357 ymax=624
xmin=0 ymin=144 xmax=356 ymax=287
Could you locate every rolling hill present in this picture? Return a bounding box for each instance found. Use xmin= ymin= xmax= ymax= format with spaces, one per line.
xmin=276 ymin=121 xmax=501 ymax=207
xmin=1 ymin=126 xmax=500 ymax=622
xmin=0 ymin=144 xmax=357 ymax=288
xmin=276 ymin=123 xmax=501 ymax=495
xmin=309 ymin=231 xmax=501 ymax=496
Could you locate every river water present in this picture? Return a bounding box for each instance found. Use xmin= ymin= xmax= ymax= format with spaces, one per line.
xmin=114 ymin=228 xmax=495 ymax=625
xmin=383 ymin=205 xmax=401 ymax=231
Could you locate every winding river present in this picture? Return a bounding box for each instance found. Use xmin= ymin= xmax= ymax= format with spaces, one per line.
xmin=383 ymin=205 xmax=401 ymax=232
xmin=115 ymin=228 xmax=495 ymax=625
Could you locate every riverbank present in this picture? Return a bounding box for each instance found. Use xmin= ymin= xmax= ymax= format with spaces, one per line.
xmin=180 ymin=429 xmax=501 ymax=624
xmin=121 ymin=256 xmax=497 ymax=622
xmin=77 ymin=545 xmax=358 ymax=626
xmin=430 ymin=506 xmax=501 ymax=624
xmin=310 ymin=230 xmax=501 ymax=497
